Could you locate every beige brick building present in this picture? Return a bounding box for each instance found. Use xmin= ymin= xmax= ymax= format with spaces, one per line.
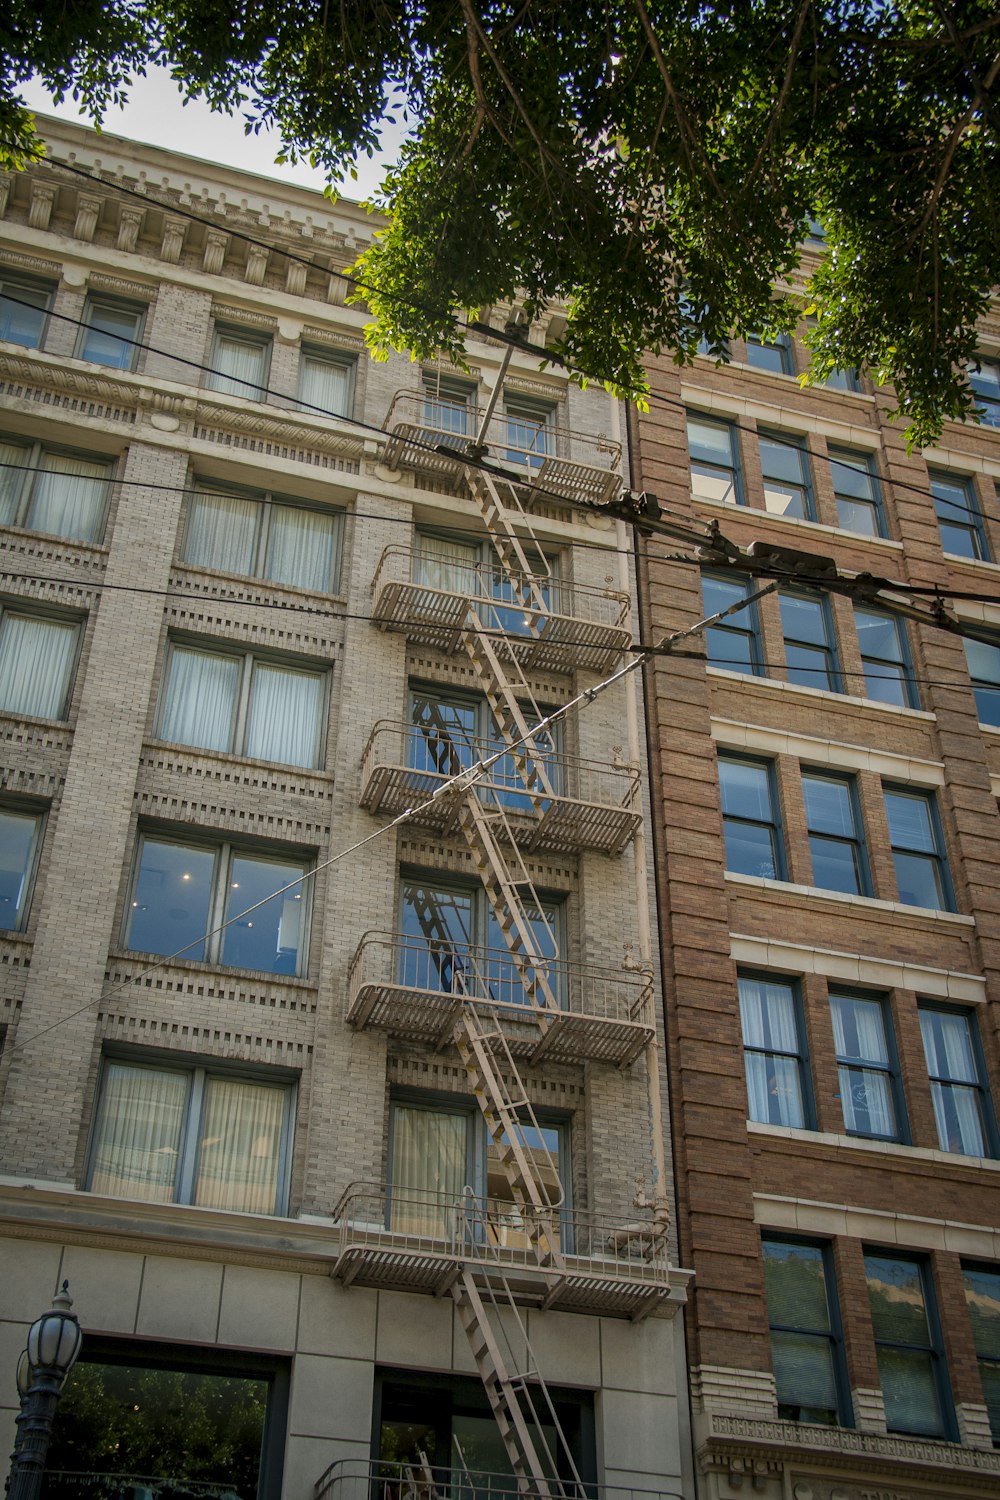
xmin=0 ymin=120 xmax=692 ymax=1499
xmin=633 ymin=262 xmax=1000 ymax=1495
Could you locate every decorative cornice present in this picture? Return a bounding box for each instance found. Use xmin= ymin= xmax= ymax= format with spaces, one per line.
xmin=700 ymin=1412 xmax=1000 ymax=1481
xmin=210 ymin=300 xmax=277 ymax=331
xmin=0 ymin=249 xmax=61 ymax=277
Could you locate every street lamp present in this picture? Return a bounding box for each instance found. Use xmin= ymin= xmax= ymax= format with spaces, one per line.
xmin=6 ymin=1281 xmax=82 ymax=1500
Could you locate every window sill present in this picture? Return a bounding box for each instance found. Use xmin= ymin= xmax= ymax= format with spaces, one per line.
xmin=0 ymin=523 xmax=110 ymax=560
xmin=170 ymin=558 xmax=346 ymax=609
xmin=109 ymin=948 xmax=316 ymax=990
xmin=144 ymin=737 xmax=333 ymax=783
xmin=724 ymin=871 xmax=973 ymax=924
xmin=748 ymin=1119 xmax=1000 ymax=1170
xmin=706 ymin=666 xmax=935 ymax=719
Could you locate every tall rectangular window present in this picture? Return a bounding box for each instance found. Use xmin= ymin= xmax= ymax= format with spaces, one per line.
xmin=865 ymin=1253 xmax=952 ymax=1438
xmin=829 ymin=448 xmax=884 ymax=537
xmin=747 ymin=333 xmax=793 ymax=375
xmin=182 ymin=485 xmax=342 ymax=594
xmin=763 ymin=1238 xmax=848 ymax=1425
xmin=970 ymin=360 xmax=1000 ymax=429
xmin=0 ymin=609 xmax=79 ymax=720
xmin=297 ymin=347 xmax=354 ymax=418
xmin=931 ymin=471 xmax=989 ymax=560
xmin=702 ymin=573 xmax=762 ymax=674
xmin=88 ymin=1058 xmax=294 ymax=1215
xmin=738 ymin=974 xmax=809 ymax=1128
xmin=125 ymin=833 xmax=310 ymax=977
xmin=802 ymin=772 xmax=869 ymax=895
xmin=0 ymin=274 xmax=53 ymax=348
xmin=760 ymin=433 xmax=814 ymax=521
xmin=822 ymin=366 xmax=861 ymax=393
xmin=854 ymin=606 xmax=917 ymax=708
xmin=919 ymin=1006 xmax=995 ymax=1157
xmin=962 ymin=1264 xmax=1000 ymax=1446
xmin=718 ymin=755 xmax=783 ymax=880
xmin=964 ymin=636 xmax=1000 ymax=726
xmin=0 ymin=805 xmax=44 ymax=930
xmin=884 ymin=786 xmax=953 ymax=911
xmin=779 ymin=591 xmax=840 ymax=691
xmin=78 ymin=296 xmax=144 ymax=371
xmin=830 ymin=992 xmax=903 ymax=1140
xmin=0 ymin=437 xmax=112 ymax=544
xmin=157 ymin=642 xmax=326 ymax=769
xmin=206 ymin=326 xmax=271 ymax=400
xmin=504 ymin=396 xmax=554 ymax=469
xmin=687 ymin=414 xmax=741 ymax=505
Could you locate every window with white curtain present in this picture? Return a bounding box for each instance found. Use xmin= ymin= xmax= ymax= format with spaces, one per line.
xmin=297 ymin=347 xmax=355 ymax=417
xmin=738 ymin=973 xmax=811 ymax=1129
xmin=205 ymin=325 xmax=272 ymax=400
xmin=0 ymin=274 xmax=54 ymax=348
xmin=413 ymin=531 xmax=556 ymax=630
xmin=157 ymin=640 xmax=327 ymax=768
xmin=77 ymin=296 xmax=145 ymax=371
xmin=125 ymin=832 xmax=311 ymax=977
xmin=87 ymin=1058 xmax=294 ymax=1214
xmin=0 ymin=608 xmax=80 ymax=720
xmin=919 ymin=1006 xmax=995 ymax=1157
xmin=0 ymin=436 xmax=113 ymax=543
xmin=829 ymin=992 xmax=904 ymax=1141
xmin=181 ymin=484 xmax=342 ymax=594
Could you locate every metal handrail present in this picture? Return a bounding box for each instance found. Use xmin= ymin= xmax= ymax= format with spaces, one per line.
xmin=316 ymin=1458 xmax=685 ymax=1500
xmin=382 ymin=390 xmax=623 ymax=473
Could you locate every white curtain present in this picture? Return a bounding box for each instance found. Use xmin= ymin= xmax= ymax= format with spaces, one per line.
xmin=0 ymin=439 xmax=26 ymax=525
xmin=184 ymin=491 xmax=258 ymax=576
xmin=390 ymin=1105 xmax=466 ymax=1237
xmin=159 ymin=646 xmax=239 ymax=752
xmin=0 ymin=614 xmax=77 ymax=719
xmin=920 ymin=1010 xmax=984 ymax=1154
xmin=739 ymin=979 xmax=803 ymax=1126
xmin=245 ymin=662 xmax=323 ymax=767
xmin=89 ymin=1063 xmax=187 ymax=1202
xmin=208 ymin=334 xmax=266 ymax=398
xmin=264 ymin=506 xmax=337 ymax=593
xmin=194 ymin=1077 xmax=285 ymax=1214
xmin=28 ymin=454 xmax=109 ymax=542
xmin=298 ymin=354 xmax=352 ymax=417
xmin=832 ymin=998 xmax=893 ymax=1136
xmin=415 ymin=535 xmax=479 ymax=594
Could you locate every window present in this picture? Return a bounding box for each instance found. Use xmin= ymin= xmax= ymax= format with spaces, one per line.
xmin=884 ymin=786 xmax=953 ymax=911
xmin=0 ymin=805 xmax=44 ymax=930
xmin=206 ymin=325 xmax=271 ymax=400
xmin=88 ymin=1058 xmax=294 ymax=1215
xmin=919 ymin=1006 xmax=995 ymax=1157
xmin=0 ymin=273 xmax=53 ymax=348
xmin=423 ymin=374 xmax=477 ymax=438
xmin=930 ymin=471 xmax=989 ymax=560
xmin=760 ymin=433 xmax=814 ymax=521
xmin=413 ymin=530 xmax=555 ymax=633
xmin=854 ymin=606 xmax=917 ymax=708
xmin=0 ymin=608 xmax=79 ymax=720
xmin=802 ymin=772 xmax=869 ymax=895
xmin=718 ymin=755 xmax=783 ymax=880
xmin=747 ymin=332 xmax=793 ymax=375
xmin=804 ymin=215 xmax=826 ymax=244
xmin=504 ymin=395 xmax=554 ymax=469
xmin=687 ymin=414 xmax=741 ymax=505
xmin=830 ymin=447 xmax=884 ymax=537
xmin=739 ymin=974 xmax=810 ymax=1129
xmin=830 ymin=992 xmax=903 ymax=1140
xmin=962 ymin=1265 xmax=1000 ymax=1446
xmin=125 ymin=833 xmax=310 ymax=976
xmin=702 ymin=572 xmax=762 ymax=674
xmin=821 ymin=366 xmax=861 ymax=393
xmin=398 ymin=874 xmax=562 ymax=1009
xmin=408 ymin=687 xmax=559 ymax=813
xmin=970 ymin=360 xmax=1000 ymax=428
xmin=0 ymin=436 xmax=112 ymax=543
xmin=182 ymin=483 xmax=342 ymax=594
xmin=388 ymin=1094 xmax=569 ymax=1248
xmin=297 ymin=346 xmax=354 ymax=418
xmin=78 ymin=296 xmax=144 ymax=371
xmin=865 ymin=1253 xmax=952 ymax=1438
xmin=780 ymin=590 xmax=840 ymax=691
xmin=157 ymin=641 xmax=327 ymax=769
xmin=964 ymin=636 xmax=1000 ymax=726
xmin=763 ymin=1238 xmax=848 ymax=1426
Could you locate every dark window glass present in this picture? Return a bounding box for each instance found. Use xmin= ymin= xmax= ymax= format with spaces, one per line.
xmin=970 ymin=360 xmax=1000 ymax=429
xmin=829 ymin=448 xmax=884 ymax=537
xmin=780 ymin=591 xmax=840 ymax=691
xmin=930 ymin=472 xmax=989 ymax=560
xmin=964 ymin=636 xmax=1000 ymax=726
xmin=687 ymin=414 xmax=741 ymax=505
xmin=738 ymin=974 xmax=809 ymax=1128
xmin=854 ymin=606 xmax=917 ymax=708
xmin=763 ymin=1238 xmax=847 ymax=1425
xmin=830 ymin=993 xmax=902 ymax=1140
xmin=719 ymin=756 xmax=782 ymax=879
xmin=802 ymin=773 xmax=868 ymax=895
xmin=79 ymin=297 xmax=144 ymax=371
xmin=702 ymin=573 xmax=761 ymax=674
xmin=747 ymin=333 xmax=793 ymax=375
xmin=865 ymin=1253 xmax=951 ymax=1438
xmin=0 ymin=276 xmax=53 ymax=348
xmin=760 ymin=433 xmax=814 ymax=521
xmin=884 ymin=786 xmax=953 ymax=911
xmin=0 ymin=805 xmax=44 ymax=930
xmin=919 ymin=1007 xmax=995 ymax=1157
xmin=962 ymin=1264 xmax=1000 ymax=1446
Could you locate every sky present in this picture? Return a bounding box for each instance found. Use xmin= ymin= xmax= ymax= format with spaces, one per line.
xmin=20 ymin=66 xmax=411 ymax=204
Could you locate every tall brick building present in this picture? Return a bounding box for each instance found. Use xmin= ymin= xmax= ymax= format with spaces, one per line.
xmin=633 ymin=257 xmax=1000 ymax=1495
xmin=0 ymin=120 xmax=693 ymax=1498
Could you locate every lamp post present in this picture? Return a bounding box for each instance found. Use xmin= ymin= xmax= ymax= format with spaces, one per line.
xmin=6 ymin=1281 xmax=82 ymax=1500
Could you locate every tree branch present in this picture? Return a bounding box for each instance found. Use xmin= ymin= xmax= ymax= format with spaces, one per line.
xmin=748 ymin=0 xmax=813 ymax=183
xmin=632 ymin=0 xmax=720 ymax=195
xmin=909 ymin=48 xmax=1000 ymax=253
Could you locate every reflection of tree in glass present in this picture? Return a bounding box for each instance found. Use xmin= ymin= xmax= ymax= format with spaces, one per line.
xmin=47 ymin=1361 xmax=266 ymax=1497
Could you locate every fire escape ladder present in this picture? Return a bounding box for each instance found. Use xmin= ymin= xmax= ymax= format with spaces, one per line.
xmin=463 ymin=467 xmax=551 ymax=622
xmin=462 ymin=611 xmax=555 ymax=819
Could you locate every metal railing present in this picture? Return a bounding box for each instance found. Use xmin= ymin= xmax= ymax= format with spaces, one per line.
xmin=40 ymin=1475 xmax=241 ymax=1499
xmin=316 ymin=1458 xmax=685 ymax=1500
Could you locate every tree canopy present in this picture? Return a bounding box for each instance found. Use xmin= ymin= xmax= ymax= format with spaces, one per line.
xmin=3 ymin=1 xmax=999 ymax=443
